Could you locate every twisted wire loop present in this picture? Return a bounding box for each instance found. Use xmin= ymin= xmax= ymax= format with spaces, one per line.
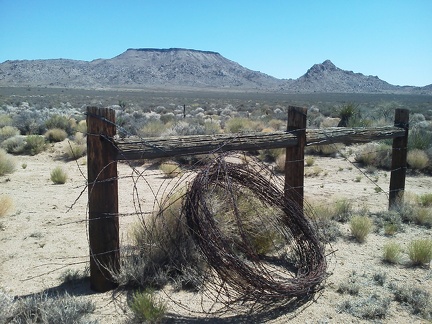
xmin=183 ymin=153 xmax=327 ymax=314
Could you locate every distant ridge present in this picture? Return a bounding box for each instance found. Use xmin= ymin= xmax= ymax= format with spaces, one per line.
xmin=125 ymin=48 xmax=220 ymax=55
xmin=0 ymin=48 xmax=430 ymax=94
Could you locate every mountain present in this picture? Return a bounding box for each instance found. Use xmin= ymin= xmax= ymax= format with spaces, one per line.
xmin=0 ymin=48 xmax=430 ymax=94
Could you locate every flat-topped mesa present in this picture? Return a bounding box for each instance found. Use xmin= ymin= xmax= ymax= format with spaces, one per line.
xmin=124 ymin=48 xmax=221 ymax=55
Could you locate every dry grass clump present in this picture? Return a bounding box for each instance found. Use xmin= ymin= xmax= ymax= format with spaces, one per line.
xmin=307 ymin=202 xmax=341 ymax=243
xmin=349 ymin=215 xmax=373 ymax=243
xmin=0 ymin=195 xmax=13 ymax=217
xmin=50 ymin=166 xmax=67 ymax=184
xmin=0 ymin=125 xmax=20 ymax=142
xmin=44 ymin=128 xmax=67 ymax=143
xmin=65 ymin=141 xmax=86 ymax=160
xmin=306 ymin=143 xmax=345 ymax=157
xmin=382 ymin=241 xmax=402 ymax=264
xmin=113 ymin=187 xmax=204 ymax=290
xmin=408 ymin=238 xmax=432 ymax=266
xmin=333 ymin=198 xmax=353 ymax=223
xmin=0 ymin=149 xmax=15 ymax=175
xmin=159 ymin=162 xmax=182 ymax=178
xmin=417 ymin=193 xmax=432 ymax=207
xmin=407 ymin=149 xmax=429 ymax=170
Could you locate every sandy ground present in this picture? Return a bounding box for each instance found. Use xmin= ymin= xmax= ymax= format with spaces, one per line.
xmin=1 ymin=141 xmax=431 ymax=323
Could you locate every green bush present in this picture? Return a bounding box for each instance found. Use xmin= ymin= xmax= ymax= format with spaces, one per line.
xmin=44 ymin=128 xmax=68 ymax=142
xmin=24 ymin=135 xmax=46 ymax=155
xmin=350 ymin=216 xmax=373 ymax=242
xmin=130 ymin=289 xmax=167 ymax=323
xmin=408 ymin=238 xmax=432 ymax=266
xmin=418 ymin=193 xmax=432 ymax=207
xmin=50 ymin=166 xmax=67 ymax=184
xmin=0 ymin=149 xmax=15 ymax=175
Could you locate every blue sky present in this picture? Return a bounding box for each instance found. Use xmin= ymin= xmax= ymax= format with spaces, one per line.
xmin=1 ymin=0 xmax=431 ymax=86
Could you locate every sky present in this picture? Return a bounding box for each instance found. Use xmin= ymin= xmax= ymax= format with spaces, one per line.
xmin=1 ymin=0 xmax=431 ymax=87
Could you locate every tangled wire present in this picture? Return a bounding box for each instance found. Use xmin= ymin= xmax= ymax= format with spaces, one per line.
xmin=183 ymin=153 xmax=327 ymax=313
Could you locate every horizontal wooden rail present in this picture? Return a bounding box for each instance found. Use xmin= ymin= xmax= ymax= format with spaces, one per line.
xmin=115 ymin=125 xmax=405 ymax=160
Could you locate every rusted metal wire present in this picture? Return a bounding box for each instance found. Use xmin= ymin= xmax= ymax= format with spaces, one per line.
xmin=182 ymin=153 xmax=327 ymax=313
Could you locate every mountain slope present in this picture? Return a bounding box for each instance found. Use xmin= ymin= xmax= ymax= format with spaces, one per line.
xmin=0 ymin=48 xmax=281 ymax=90
xmin=0 ymin=49 xmax=430 ymax=93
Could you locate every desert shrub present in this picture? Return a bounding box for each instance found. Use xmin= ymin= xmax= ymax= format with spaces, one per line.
xmin=354 ymin=143 xmax=392 ymax=169
xmin=164 ymin=120 xmax=206 ymax=136
xmin=306 ymin=143 xmax=344 ymax=157
xmin=0 ymin=195 xmax=13 ymax=217
xmin=338 ymin=294 xmax=391 ymax=320
xmin=3 ymin=292 xmax=94 ymax=323
xmin=65 ymin=142 xmax=86 ymax=160
xmin=305 ymin=156 xmax=315 ymax=166
xmin=159 ymin=162 xmax=181 ymax=178
xmin=139 ymin=120 xmax=166 ymax=137
xmin=407 ymin=149 xmax=429 ymax=170
xmin=76 ymin=119 xmax=87 ymax=134
xmin=391 ymin=283 xmax=432 ymax=319
xmin=0 ymin=114 xmax=13 ymax=127
xmin=50 ymin=166 xmax=67 ymax=184
xmin=350 ymin=216 xmax=373 ymax=242
xmin=113 ymin=187 xmax=204 ymax=289
xmin=275 ymin=153 xmax=285 ymax=173
xmin=408 ymin=238 xmax=432 ymax=266
xmin=372 ymin=209 xmax=403 ymax=234
xmin=408 ymin=128 xmax=432 ymax=151
xmin=225 ymin=117 xmax=257 ymax=133
xmin=203 ymin=119 xmax=222 ymax=134
xmin=259 ymin=148 xmax=285 ymax=163
xmin=129 ymin=289 xmax=167 ymax=323
xmin=73 ymin=132 xmax=86 ymax=146
xmin=0 ymin=149 xmax=15 ymax=175
xmin=333 ymin=198 xmax=353 ymax=223
xmin=382 ymin=241 xmax=402 ymax=264
xmin=1 ymin=135 xmax=26 ymax=154
xmin=336 ymin=272 xmax=360 ymax=295
xmin=45 ymin=114 xmax=74 ymax=135
xmin=0 ymin=126 xmax=20 ymax=143
xmin=13 ymin=110 xmax=46 ymax=135
xmin=44 ymin=128 xmax=68 ymax=142
xmin=418 ymin=193 xmax=432 ymax=206
xmin=24 ymin=135 xmax=46 ymax=155
xmin=411 ymin=207 xmax=432 ymax=227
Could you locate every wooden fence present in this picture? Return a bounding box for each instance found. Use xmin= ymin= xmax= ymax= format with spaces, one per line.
xmin=86 ymin=106 xmax=409 ymax=292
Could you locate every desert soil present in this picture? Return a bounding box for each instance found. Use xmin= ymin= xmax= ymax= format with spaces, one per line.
xmin=1 ymin=141 xmax=431 ymax=323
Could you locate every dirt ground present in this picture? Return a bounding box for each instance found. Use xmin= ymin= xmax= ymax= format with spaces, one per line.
xmin=1 ymin=140 xmax=431 ymax=323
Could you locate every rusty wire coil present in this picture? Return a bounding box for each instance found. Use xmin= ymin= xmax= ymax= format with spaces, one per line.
xmin=183 ymin=153 xmax=327 ymax=311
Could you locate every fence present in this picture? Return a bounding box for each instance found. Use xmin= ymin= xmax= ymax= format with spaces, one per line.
xmin=86 ymin=106 xmax=409 ymax=292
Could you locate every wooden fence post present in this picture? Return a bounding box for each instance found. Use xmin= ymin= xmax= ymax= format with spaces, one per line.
xmin=285 ymin=106 xmax=308 ymax=212
xmin=87 ymin=107 xmax=119 ymax=292
xmin=389 ymin=108 xmax=409 ymax=209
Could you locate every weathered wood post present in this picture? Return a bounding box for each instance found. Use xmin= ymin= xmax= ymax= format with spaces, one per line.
xmin=87 ymin=107 xmax=119 ymax=292
xmin=389 ymin=108 xmax=409 ymax=209
xmin=285 ymin=106 xmax=308 ymax=212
